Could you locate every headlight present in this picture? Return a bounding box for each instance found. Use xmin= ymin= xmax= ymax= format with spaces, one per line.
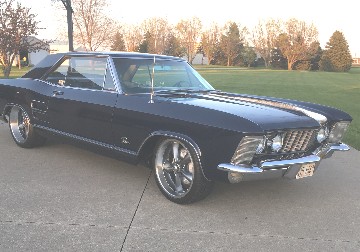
xmin=317 ymin=127 xmax=329 ymax=143
xmin=328 ymin=121 xmax=350 ymax=143
xmin=270 ymin=134 xmax=283 ymax=152
xmin=255 ymin=137 xmax=266 ymax=154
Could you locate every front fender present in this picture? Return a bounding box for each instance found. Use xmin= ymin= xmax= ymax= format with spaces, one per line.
xmin=138 ymin=130 xmax=211 ymax=181
xmin=1 ymin=103 xmax=15 ymax=123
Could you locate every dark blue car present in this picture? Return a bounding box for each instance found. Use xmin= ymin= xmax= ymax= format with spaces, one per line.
xmin=0 ymin=52 xmax=352 ymax=204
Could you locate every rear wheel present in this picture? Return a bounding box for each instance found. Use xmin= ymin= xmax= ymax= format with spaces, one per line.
xmin=8 ymin=105 xmax=45 ymax=148
xmin=154 ymin=138 xmax=213 ymax=204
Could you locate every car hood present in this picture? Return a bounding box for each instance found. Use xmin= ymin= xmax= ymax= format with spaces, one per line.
xmin=161 ymin=91 xmax=322 ymax=132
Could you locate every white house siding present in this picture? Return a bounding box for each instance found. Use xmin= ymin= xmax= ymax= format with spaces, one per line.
xmin=191 ymin=54 xmax=209 ymax=65
xmin=29 ymin=49 xmax=49 ymax=66
xmin=50 ymin=42 xmax=70 ymax=54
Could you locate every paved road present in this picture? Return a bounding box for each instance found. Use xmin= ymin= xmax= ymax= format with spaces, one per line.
xmin=1 ymin=122 xmax=360 ymax=251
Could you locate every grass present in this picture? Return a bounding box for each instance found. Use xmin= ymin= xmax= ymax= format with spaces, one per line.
xmin=1 ymin=66 xmax=32 ymax=78
xmin=195 ymin=66 xmax=360 ymax=150
xmin=2 ymin=66 xmax=359 ymax=150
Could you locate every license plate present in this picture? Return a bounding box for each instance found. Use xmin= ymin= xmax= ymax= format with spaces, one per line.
xmin=296 ymin=163 xmax=315 ymax=179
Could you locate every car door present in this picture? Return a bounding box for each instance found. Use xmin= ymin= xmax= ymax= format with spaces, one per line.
xmin=43 ymin=55 xmax=118 ymax=145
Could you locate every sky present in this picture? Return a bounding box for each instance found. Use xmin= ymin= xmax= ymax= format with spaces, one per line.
xmin=18 ymin=0 xmax=360 ymax=57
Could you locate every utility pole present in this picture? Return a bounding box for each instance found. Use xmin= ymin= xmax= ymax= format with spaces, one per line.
xmin=60 ymin=0 xmax=74 ymax=51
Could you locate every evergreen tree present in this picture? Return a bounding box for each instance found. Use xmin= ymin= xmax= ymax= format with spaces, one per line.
xmin=220 ymin=22 xmax=243 ymax=66
xmin=320 ymin=31 xmax=352 ymax=72
xmin=211 ymin=41 xmax=227 ymax=65
xmin=110 ymin=31 xmax=126 ymax=51
xmin=293 ymin=42 xmax=322 ymax=71
xmin=138 ymin=31 xmax=152 ymax=53
xmin=309 ymin=42 xmax=322 ymax=70
xmin=241 ymin=46 xmax=257 ymax=67
xmin=164 ymin=34 xmax=184 ymax=57
xmin=270 ymin=48 xmax=287 ymax=69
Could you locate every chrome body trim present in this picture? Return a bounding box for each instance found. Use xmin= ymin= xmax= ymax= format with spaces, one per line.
xmin=209 ymin=93 xmax=328 ymax=125
xmin=313 ymin=143 xmax=350 ymax=159
xmin=217 ymin=164 xmax=263 ymax=174
xmin=34 ymin=124 xmax=137 ymax=156
xmin=107 ymin=57 xmax=122 ymax=94
xmin=218 ymin=143 xmax=350 ymax=183
xmin=36 ymin=79 xmax=119 ymax=94
xmin=260 ymin=155 xmax=320 ymax=168
xmin=296 ymin=108 xmax=327 ymax=125
xmin=33 ymin=125 xmax=211 ymax=182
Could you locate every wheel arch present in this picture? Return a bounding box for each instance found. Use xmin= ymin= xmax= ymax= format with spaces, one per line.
xmin=2 ymin=103 xmax=17 ymax=123
xmin=138 ymin=130 xmax=210 ymax=181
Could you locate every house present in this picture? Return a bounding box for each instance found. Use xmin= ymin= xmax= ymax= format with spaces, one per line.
xmin=17 ymin=36 xmax=49 ymax=67
xmin=182 ymin=53 xmax=209 ymax=65
xmin=17 ymin=38 xmax=83 ymax=67
xmin=191 ymin=53 xmax=209 ymax=65
xmin=352 ymin=58 xmax=360 ymax=66
xmin=49 ymin=40 xmax=71 ymax=54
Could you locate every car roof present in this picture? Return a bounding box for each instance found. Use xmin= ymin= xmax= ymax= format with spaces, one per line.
xmin=22 ymin=52 xmax=185 ymax=79
xmin=68 ymin=51 xmax=184 ymax=60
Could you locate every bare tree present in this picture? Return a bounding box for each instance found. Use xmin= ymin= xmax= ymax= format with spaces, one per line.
xmin=276 ymin=18 xmax=318 ymax=70
xmin=176 ymin=17 xmax=202 ymax=63
xmin=0 ymin=0 xmax=49 ymax=77
xmin=252 ymin=19 xmax=281 ymax=68
xmin=201 ymin=23 xmax=221 ymax=64
xmin=140 ymin=17 xmax=171 ymax=54
xmin=123 ymin=23 xmax=142 ymax=52
xmin=72 ymin=0 xmax=116 ymax=51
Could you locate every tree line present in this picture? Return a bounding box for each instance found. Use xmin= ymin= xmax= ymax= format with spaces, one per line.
xmin=68 ymin=0 xmax=352 ymax=72
xmin=0 ymin=0 xmax=353 ymax=77
xmin=108 ymin=18 xmax=352 ymax=72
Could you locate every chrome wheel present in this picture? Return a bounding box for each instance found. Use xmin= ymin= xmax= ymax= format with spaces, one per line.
xmin=155 ymin=139 xmax=195 ymax=198
xmin=9 ymin=106 xmax=30 ymax=144
xmin=8 ymin=105 xmax=45 ymax=148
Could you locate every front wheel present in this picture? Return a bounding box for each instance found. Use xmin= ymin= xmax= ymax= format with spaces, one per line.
xmin=154 ymin=138 xmax=213 ymax=204
xmin=8 ymin=105 xmax=45 ymax=148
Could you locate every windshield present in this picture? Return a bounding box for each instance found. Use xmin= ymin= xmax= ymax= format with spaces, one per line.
xmin=112 ymin=57 xmax=214 ymax=94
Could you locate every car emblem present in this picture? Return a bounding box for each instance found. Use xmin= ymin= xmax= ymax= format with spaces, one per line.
xmin=121 ymin=137 xmax=130 ymax=145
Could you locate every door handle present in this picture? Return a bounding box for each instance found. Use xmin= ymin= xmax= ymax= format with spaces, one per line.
xmin=53 ymin=90 xmax=64 ymax=96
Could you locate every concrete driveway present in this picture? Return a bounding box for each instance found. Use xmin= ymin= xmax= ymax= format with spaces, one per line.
xmin=1 ymin=122 xmax=359 ymax=251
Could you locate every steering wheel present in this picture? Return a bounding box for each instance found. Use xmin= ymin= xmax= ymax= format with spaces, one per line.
xmin=174 ymin=81 xmax=191 ymax=88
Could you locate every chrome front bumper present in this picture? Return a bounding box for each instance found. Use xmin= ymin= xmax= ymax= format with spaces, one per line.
xmin=217 ymin=143 xmax=350 ymax=183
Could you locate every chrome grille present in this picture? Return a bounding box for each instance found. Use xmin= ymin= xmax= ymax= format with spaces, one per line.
xmin=280 ymin=130 xmax=316 ymax=153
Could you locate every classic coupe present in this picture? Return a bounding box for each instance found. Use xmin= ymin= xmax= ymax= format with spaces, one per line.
xmin=0 ymin=52 xmax=352 ymax=204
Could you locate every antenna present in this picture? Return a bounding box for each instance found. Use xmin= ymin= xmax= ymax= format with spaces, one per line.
xmin=149 ymin=56 xmax=155 ymax=104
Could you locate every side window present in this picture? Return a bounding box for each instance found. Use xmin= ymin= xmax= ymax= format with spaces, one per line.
xmin=103 ymin=68 xmax=116 ymax=91
xmin=132 ymin=65 xmax=151 ymax=86
xmin=45 ymin=59 xmax=70 ymax=86
xmin=45 ymin=57 xmax=108 ymax=90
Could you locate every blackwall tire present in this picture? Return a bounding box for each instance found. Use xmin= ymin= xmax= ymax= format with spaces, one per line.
xmin=8 ymin=105 xmax=46 ymax=148
xmin=154 ymin=138 xmax=213 ymax=204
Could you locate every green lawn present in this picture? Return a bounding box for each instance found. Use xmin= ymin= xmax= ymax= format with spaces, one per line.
xmin=2 ymin=66 xmax=32 ymax=78
xmin=195 ymin=66 xmax=360 ymax=150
